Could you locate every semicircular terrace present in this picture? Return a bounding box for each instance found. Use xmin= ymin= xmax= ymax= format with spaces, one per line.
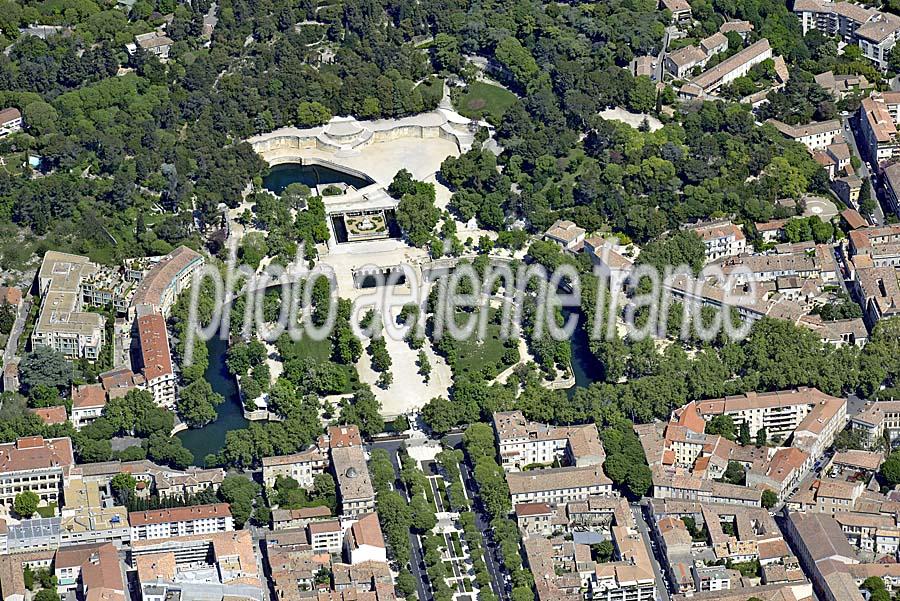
xmin=246 ymin=108 xmax=486 ymax=164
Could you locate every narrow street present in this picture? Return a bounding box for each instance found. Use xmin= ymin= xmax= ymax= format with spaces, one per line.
xmin=2 ymin=299 xmax=29 ymax=366
xmin=630 ymin=504 xmax=672 ymax=601
xmin=654 ymin=27 xmax=674 ymax=83
xmin=843 ymin=114 xmax=887 ymax=226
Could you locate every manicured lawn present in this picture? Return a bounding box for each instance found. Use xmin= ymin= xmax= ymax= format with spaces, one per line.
xmin=277 ymin=335 xmax=333 ymax=362
xmin=436 ymin=477 xmax=451 ymax=511
xmin=450 ymin=532 xmax=463 ymax=557
xmin=424 ymin=481 xmax=436 ymax=508
xmin=275 ymin=334 xmax=358 ymax=392
xmin=36 ymin=504 xmax=57 ymax=518
xmin=447 ymin=308 xmax=514 ymax=380
xmin=454 ymin=82 xmax=517 ymax=123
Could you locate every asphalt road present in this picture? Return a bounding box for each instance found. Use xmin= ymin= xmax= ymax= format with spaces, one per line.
xmin=369 ymin=439 xmax=433 ymax=601
xmin=654 ymin=27 xmax=674 ymax=83
xmin=843 ymin=114 xmax=887 ymax=226
xmin=847 ymin=393 xmax=868 ymax=417
xmin=630 ymin=504 xmax=672 ymax=601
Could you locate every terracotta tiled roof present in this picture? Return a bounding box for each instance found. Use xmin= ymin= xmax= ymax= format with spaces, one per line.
xmin=841 ymin=208 xmax=868 ymax=230
xmin=516 ymin=502 xmax=553 ymax=517
xmin=328 ymin=424 xmax=362 ymax=448
xmin=29 ymin=406 xmax=68 ymax=425
xmin=136 ymin=313 xmax=172 ymax=382
xmin=72 ymin=383 xmax=107 ymax=409
xmin=131 ymin=246 xmax=202 ymax=310
xmin=0 ymin=107 xmax=21 ymax=124
xmin=0 ymin=436 xmax=74 ymax=474
xmin=128 ymin=502 xmax=231 ymax=526
xmin=349 ymin=513 xmax=385 ymax=549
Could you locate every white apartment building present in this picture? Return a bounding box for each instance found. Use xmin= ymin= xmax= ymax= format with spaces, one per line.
xmin=128 ymin=503 xmax=234 ymax=541
xmin=793 ymin=0 xmax=900 ymax=70
xmin=0 ymin=436 xmax=74 ymax=511
xmin=681 ymin=387 xmax=847 ymax=449
xmin=32 ymin=251 xmax=106 ymax=360
xmin=0 ymin=107 xmax=22 ymax=137
xmin=135 ymin=313 xmax=176 ymax=408
xmin=130 ymin=245 xmax=205 ymax=318
xmin=835 ymin=512 xmax=898 ymax=554
xmin=693 ymin=564 xmax=732 ymax=592
xmin=493 ymin=411 xmax=605 ymax=472
xmin=590 ymin=528 xmax=658 ymax=601
xmin=859 ymin=93 xmax=900 ymax=162
xmin=262 ymin=447 xmax=329 ymax=489
xmin=70 ymin=384 xmax=107 ymax=430
xmin=308 ymin=519 xmax=343 ymax=554
xmin=682 ymin=219 xmax=746 ymax=263
xmin=851 ymin=400 xmax=900 ymax=447
xmin=506 ymin=464 xmax=614 ymax=506
xmin=768 ymin=119 xmax=843 ymax=151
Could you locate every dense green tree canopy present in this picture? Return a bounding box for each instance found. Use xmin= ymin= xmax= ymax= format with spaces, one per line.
xmin=19 ymin=346 xmax=72 ymax=395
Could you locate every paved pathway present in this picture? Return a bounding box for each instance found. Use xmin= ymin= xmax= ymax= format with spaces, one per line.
xmin=2 ymin=298 xmax=29 ymax=368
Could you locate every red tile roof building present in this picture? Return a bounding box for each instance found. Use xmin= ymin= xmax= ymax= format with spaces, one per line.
xmin=54 ymin=542 xmax=125 ymax=599
xmin=99 ymin=366 xmax=146 ymax=400
xmin=0 ymin=436 xmax=74 ymax=510
xmin=136 ymin=313 xmax=175 ymax=408
xmin=327 ymin=424 xmax=363 ymax=448
xmin=346 ymin=513 xmax=387 ymax=565
xmin=29 ymin=405 xmax=68 ymax=426
xmin=130 ymin=246 xmax=204 ymax=318
xmin=71 ymin=383 xmax=107 ymax=430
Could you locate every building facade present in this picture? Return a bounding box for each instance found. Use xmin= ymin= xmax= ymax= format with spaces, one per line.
xmin=262 ymin=447 xmax=329 ymax=489
xmin=32 ymin=252 xmax=106 ymax=360
xmin=135 ymin=313 xmax=176 ymax=408
xmin=0 ymin=437 xmax=74 ymax=512
xmin=129 ymin=503 xmax=234 ymax=541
